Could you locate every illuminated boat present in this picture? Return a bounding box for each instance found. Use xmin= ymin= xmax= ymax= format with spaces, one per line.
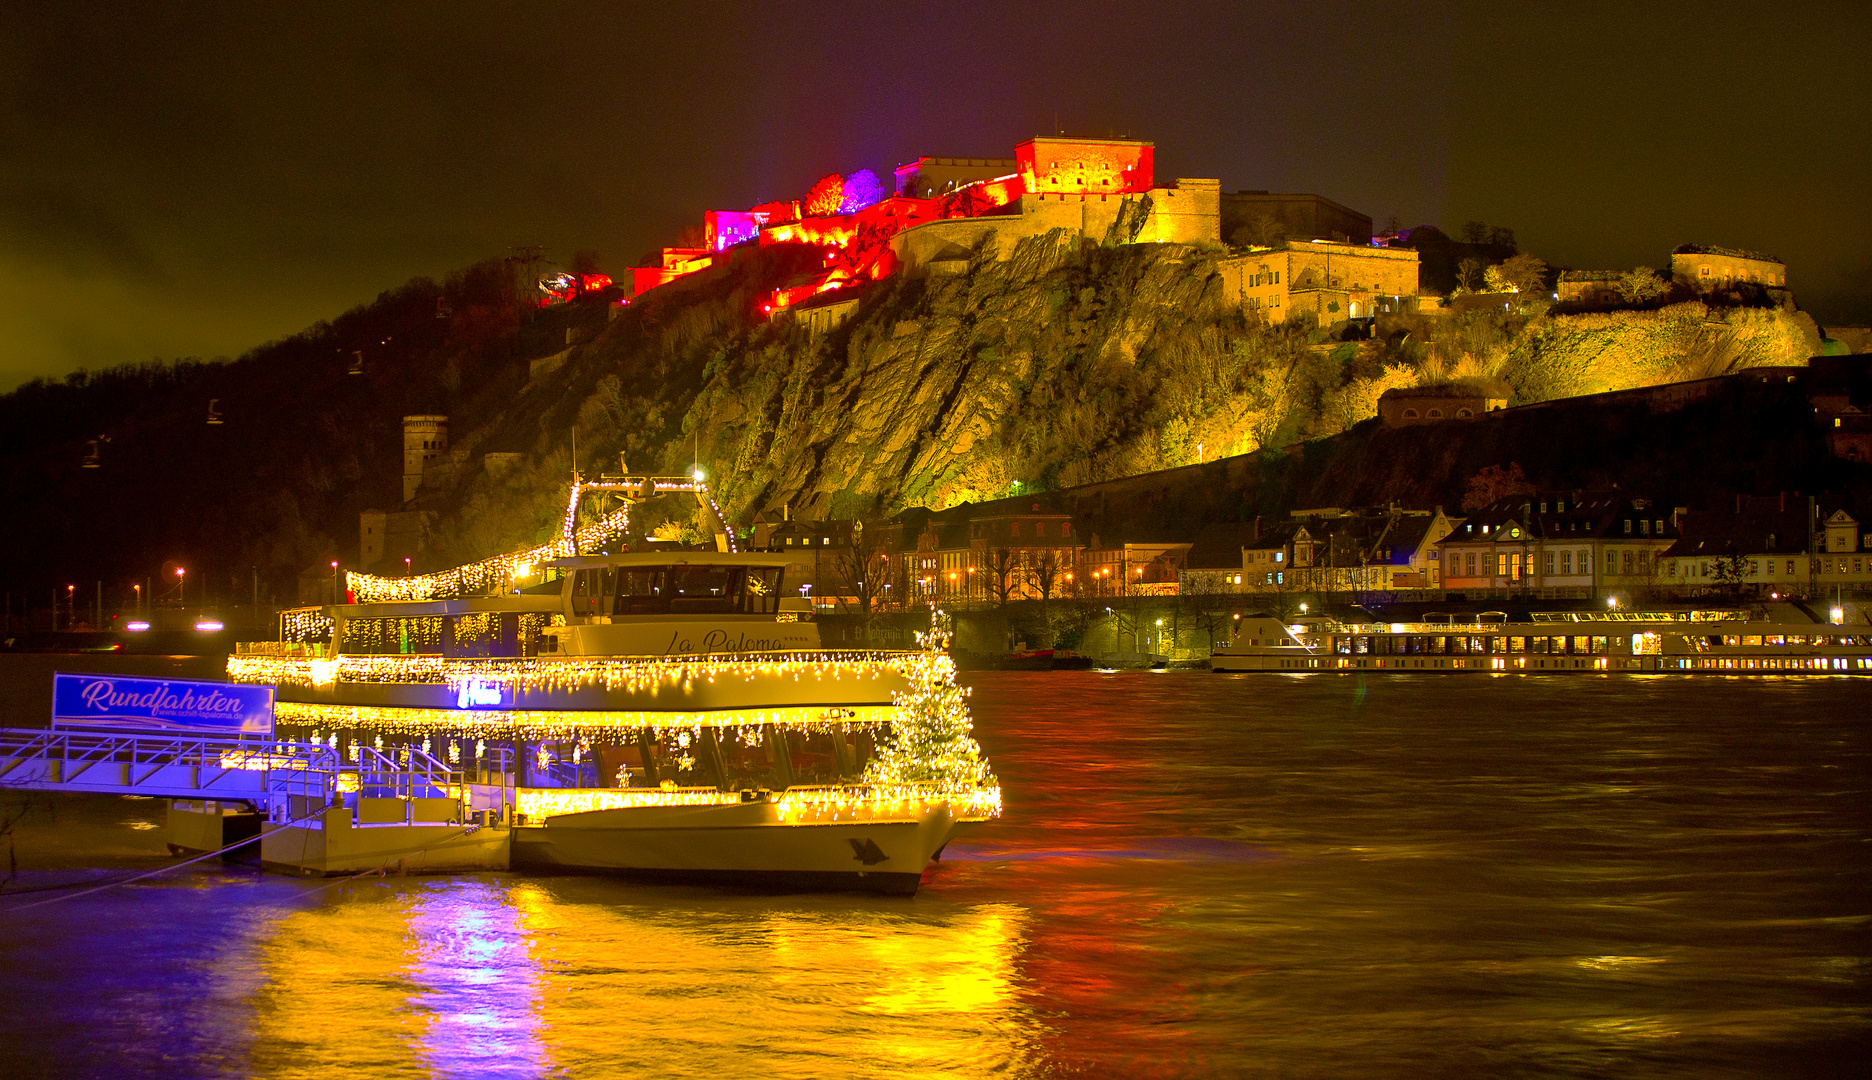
xmin=226 ymin=476 xmax=999 ymax=893
xmin=1211 ymin=610 xmax=1872 ymax=674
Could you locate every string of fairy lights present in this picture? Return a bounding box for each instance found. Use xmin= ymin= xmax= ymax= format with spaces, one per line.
xmin=345 ymin=476 xmax=738 ymax=604
xmin=237 ymin=587 xmax=1001 ymax=824
xmin=514 ymin=780 xmax=1001 ymax=822
xmin=274 ymin=700 xmax=901 ymax=738
xmin=227 ymin=650 xmax=918 ymax=695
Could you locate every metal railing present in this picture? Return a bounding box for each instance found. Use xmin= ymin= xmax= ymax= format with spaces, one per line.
xmin=0 ymin=727 xmax=511 ymax=824
xmin=0 ymin=727 xmax=341 ymax=801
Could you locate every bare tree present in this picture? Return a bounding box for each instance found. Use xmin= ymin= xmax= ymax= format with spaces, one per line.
xmin=833 ymin=526 xmax=894 ymax=623
xmin=1026 ymin=547 xmax=1070 ymax=645
xmin=984 ymin=546 xmax=1021 ymax=607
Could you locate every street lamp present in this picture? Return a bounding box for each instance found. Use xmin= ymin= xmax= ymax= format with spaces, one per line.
xmin=175 ymin=566 xmax=186 ymax=606
xmin=330 ymin=560 xmax=340 ymax=605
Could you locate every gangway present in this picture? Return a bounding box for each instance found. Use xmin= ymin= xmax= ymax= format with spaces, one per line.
xmin=0 ymin=727 xmax=507 ymax=818
xmin=0 ymin=726 xmax=339 ymax=804
xmin=0 ymin=726 xmax=515 ymax=877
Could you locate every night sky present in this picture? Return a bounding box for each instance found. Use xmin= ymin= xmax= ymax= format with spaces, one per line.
xmin=2 ymin=1 xmax=1866 ymax=391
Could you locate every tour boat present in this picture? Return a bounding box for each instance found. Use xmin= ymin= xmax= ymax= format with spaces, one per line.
xmin=1211 ymin=610 xmax=1872 ymax=674
xmin=225 ymin=476 xmax=998 ymax=893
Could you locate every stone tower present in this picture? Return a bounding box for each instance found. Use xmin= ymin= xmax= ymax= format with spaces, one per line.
xmin=403 ymin=415 xmax=447 ymax=503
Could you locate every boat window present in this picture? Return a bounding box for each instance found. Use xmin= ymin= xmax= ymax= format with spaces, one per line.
xmin=612 ymin=568 xmax=670 ymax=615
xmin=1743 ymin=635 xmax=1762 ymax=646
xmin=1591 ymin=636 xmax=1608 ymax=654
xmin=597 ymin=568 xmax=618 ymax=614
xmin=743 ymin=566 xmax=783 ymax=613
xmin=670 ymin=566 xmax=743 ymax=614
xmin=570 ymin=569 xmax=597 ymax=618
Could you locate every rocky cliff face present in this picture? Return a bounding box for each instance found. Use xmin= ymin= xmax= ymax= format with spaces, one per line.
xmin=423 ymin=238 xmax=1825 ymax=557
xmin=1498 ymin=301 xmax=1822 ymax=402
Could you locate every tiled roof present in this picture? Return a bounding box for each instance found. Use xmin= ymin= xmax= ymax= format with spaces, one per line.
xmin=1450 ymin=491 xmax=1676 ymax=542
xmin=1673 ymin=243 xmax=1781 ymax=264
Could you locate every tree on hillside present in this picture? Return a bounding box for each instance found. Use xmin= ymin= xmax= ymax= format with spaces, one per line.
xmin=1456 ymin=257 xmax=1486 ymax=292
xmin=1462 ymin=462 xmax=1536 ymax=511
xmin=839 ymin=169 xmax=886 ymax=213
xmin=802 ymin=174 xmax=845 ymax=217
xmin=1618 ymin=266 xmax=1668 ymax=303
xmin=1487 ymin=254 xmax=1548 ymax=295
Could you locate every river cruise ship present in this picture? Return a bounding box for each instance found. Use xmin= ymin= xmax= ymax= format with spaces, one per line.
xmin=225 ymin=476 xmax=998 ymax=893
xmin=1212 ymin=610 xmax=1872 ymax=675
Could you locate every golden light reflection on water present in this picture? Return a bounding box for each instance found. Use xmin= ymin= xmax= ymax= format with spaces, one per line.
xmin=247 ymin=877 xmax=1045 ymax=1079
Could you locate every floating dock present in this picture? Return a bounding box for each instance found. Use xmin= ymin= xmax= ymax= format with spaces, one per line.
xmin=1 ymin=726 xmax=516 ymax=877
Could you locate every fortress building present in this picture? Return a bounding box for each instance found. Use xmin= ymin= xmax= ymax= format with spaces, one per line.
xmin=403 ymin=415 xmax=447 ymax=504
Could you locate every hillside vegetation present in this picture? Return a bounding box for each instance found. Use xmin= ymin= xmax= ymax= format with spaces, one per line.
xmin=0 ymin=234 xmax=1830 ymax=605
xmin=428 ymin=234 xmax=1821 ymax=552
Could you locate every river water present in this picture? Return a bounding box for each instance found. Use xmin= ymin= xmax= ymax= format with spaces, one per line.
xmin=1 ymin=665 xmax=1868 ymax=1078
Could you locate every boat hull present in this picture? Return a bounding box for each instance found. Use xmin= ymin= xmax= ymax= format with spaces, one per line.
xmin=511 ymin=801 xmax=974 ymax=895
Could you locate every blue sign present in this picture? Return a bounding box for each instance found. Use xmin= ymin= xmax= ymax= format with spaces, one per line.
xmin=53 ymin=673 xmax=275 ymax=735
xmin=455 ymin=679 xmax=507 ymax=709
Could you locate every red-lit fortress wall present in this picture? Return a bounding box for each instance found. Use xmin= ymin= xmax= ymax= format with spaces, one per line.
xmin=1015 ymin=137 xmax=1154 ymax=194
xmin=632 ymin=136 xmax=1215 ymax=312
xmin=894 ymin=157 xmax=1018 ymax=198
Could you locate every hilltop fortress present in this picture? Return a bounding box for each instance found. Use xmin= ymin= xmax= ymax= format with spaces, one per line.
xmin=624 ymin=134 xmax=1432 ymax=327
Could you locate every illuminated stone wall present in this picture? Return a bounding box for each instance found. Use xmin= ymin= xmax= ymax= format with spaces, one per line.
xmin=1217 ymin=243 xmax=1422 ymax=323
xmin=1670 ymin=247 xmax=1786 ymax=287
xmin=1015 ymin=137 xmax=1154 ymax=193
xmin=1139 ymin=180 xmax=1221 ymax=244
xmin=891 ymin=180 xmax=1221 ymax=272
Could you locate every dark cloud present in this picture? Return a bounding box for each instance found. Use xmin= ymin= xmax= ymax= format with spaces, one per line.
xmin=0 ymin=0 xmax=1865 ymax=389
xmin=0 ymin=182 xmax=168 ymax=284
